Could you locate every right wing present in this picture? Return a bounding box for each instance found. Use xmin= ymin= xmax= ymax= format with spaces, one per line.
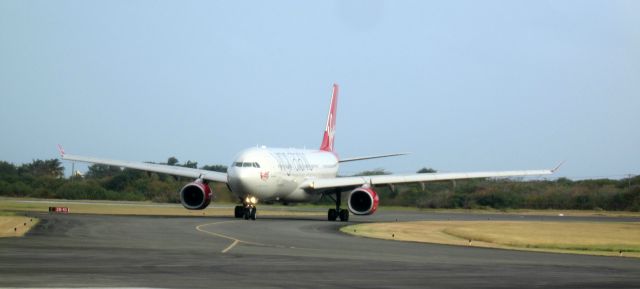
xmin=304 ymin=164 xmax=562 ymax=190
xmin=58 ymin=146 xmax=227 ymax=183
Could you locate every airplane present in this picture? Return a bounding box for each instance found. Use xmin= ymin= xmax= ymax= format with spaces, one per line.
xmin=58 ymin=84 xmax=560 ymax=221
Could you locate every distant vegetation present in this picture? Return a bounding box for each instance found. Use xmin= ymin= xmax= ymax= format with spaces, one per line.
xmin=0 ymin=159 xmax=638 ymax=212
xmin=0 ymin=158 xmax=232 ymax=203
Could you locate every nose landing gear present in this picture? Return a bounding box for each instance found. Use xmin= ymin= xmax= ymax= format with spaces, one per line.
xmin=245 ymin=206 xmax=257 ymax=220
xmin=235 ymin=196 xmax=257 ymax=221
xmin=234 ymin=205 xmax=257 ymax=220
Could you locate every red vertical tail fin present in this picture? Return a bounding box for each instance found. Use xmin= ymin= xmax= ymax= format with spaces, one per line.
xmin=320 ymin=84 xmax=339 ymax=152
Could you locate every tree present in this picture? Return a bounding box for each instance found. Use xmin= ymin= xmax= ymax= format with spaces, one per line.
xmin=201 ymin=164 xmax=228 ymax=173
xmin=182 ymin=160 xmax=198 ymax=168
xmin=86 ymin=164 xmax=121 ymax=179
xmin=417 ymin=167 xmax=437 ymax=173
xmin=556 ymin=177 xmax=573 ymax=185
xmin=167 ymin=157 xmax=179 ymax=166
xmin=20 ymin=159 xmax=64 ymax=178
xmin=0 ymin=161 xmax=17 ymax=177
xmin=353 ymin=169 xmax=390 ymax=176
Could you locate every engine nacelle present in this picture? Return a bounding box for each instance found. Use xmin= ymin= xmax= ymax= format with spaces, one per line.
xmin=347 ymin=186 xmax=379 ymax=215
xmin=179 ymin=181 xmax=212 ymax=210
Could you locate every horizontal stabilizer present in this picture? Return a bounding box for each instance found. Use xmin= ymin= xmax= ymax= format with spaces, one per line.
xmin=339 ymin=152 xmax=409 ymax=163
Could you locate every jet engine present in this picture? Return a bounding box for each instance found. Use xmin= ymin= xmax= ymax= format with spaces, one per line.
xmin=347 ymin=186 xmax=379 ymax=215
xmin=179 ymin=180 xmax=212 ymax=210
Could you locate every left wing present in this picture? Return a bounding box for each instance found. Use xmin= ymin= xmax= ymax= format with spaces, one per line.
xmin=58 ymin=146 xmax=227 ymax=183
xmin=304 ymin=165 xmax=562 ymax=190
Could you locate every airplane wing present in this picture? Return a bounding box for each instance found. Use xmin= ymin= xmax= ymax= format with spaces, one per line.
xmin=58 ymin=146 xmax=227 ymax=183
xmin=304 ymin=164 xmax=562 ymax=190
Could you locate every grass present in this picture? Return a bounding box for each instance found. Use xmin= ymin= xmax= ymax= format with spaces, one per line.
xmin=0 ymin=198 xmax=323 ymax=217
xmin=342 ymin=221 xmax=640 ymax=258
xmin=0 ymin=215 xmax=38 ymax=237
xmin=2 ymin=197 xmax=639 ymax=218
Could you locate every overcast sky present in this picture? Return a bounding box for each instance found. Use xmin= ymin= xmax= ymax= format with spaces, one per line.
xmin=1 ymin=0 xmax=638 ymax=179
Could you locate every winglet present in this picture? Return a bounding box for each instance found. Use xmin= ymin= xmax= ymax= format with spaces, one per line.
xmin=57 ymin=144 xmax=66 ymax=158
xmin=551 ymin=160 xmax=566 ymax=173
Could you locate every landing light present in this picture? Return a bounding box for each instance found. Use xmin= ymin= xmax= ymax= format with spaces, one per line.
xmin=245 ymin=196 xmax=258 ymax=205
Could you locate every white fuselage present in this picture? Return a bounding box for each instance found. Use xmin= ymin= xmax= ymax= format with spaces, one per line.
xmin=226 ymin=147 xmax=339 ymax=203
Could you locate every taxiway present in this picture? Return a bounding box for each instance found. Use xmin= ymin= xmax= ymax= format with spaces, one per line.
xmin=0 ymin=209 xmax=639 ymax=288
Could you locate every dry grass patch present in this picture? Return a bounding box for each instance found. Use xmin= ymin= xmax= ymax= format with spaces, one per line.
xmin=342 ymin=221 xmax=640 ymax=258
xmin=0 ymin=216 xmax=38 ymax=237
xmin=403 ymin=208 xmax=640 ymax=218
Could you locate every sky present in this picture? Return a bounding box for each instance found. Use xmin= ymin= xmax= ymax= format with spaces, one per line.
xmin=0 ymin=0 xmax=638 ymax=179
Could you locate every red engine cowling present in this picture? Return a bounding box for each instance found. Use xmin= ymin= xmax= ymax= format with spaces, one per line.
xmin=347 ymin=186 xmax=379 ymax=215
xmin=179 ymin=181 xmax=212 ymax=210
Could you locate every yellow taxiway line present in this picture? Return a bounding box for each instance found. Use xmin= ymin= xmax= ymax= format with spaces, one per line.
xmin=195 ymin=221 xmax=265 ymax=253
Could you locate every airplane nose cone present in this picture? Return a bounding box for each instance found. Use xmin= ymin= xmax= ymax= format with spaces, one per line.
xmin=228 ymin=167 xmax=259 ymax=195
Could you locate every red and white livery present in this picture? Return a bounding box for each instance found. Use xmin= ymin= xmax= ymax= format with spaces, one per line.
xmin=59 ymin=84 xmax=560 ymax=221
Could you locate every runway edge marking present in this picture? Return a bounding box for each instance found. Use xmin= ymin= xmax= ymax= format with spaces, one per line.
xmin=195 ymin=221 xmax=265 ymax=253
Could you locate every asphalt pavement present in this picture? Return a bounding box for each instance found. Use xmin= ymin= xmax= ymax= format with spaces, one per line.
xmin=0 ymin=209 xmax=639 ymax=288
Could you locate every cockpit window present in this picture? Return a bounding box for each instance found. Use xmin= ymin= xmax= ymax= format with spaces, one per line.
xmin=235 ymin=161 xmax=261 ymax=168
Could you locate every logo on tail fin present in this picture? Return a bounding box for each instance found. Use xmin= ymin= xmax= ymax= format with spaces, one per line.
xmin=57 ymin=144 xmax=66 ymax=157
xmin=320 ymin=84 xmax=339 ymax=152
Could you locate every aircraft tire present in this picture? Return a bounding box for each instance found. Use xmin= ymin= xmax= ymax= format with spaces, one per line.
xmin=243 ymin=208 xmax=250 ymax=220
xmin=250 ymin=207 xmax=257 ymax=220
xmin=328 ymin=209 xmax=338 ymax=221
xmin=234 ymin=206 xmax=243 ymax=218
xmin=339 ymin=209 xmax=349 ymax=222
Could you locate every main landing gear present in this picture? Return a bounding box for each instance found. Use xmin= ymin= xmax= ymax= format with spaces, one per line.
xmin=234 ymin=204 xmax=256 ymax=220
xmin=327 ymin=190 xmax=349 ymax=222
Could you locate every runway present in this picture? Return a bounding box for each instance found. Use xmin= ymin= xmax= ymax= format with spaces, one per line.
xmin=1 ymin=209 xmax=639 ymax=288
